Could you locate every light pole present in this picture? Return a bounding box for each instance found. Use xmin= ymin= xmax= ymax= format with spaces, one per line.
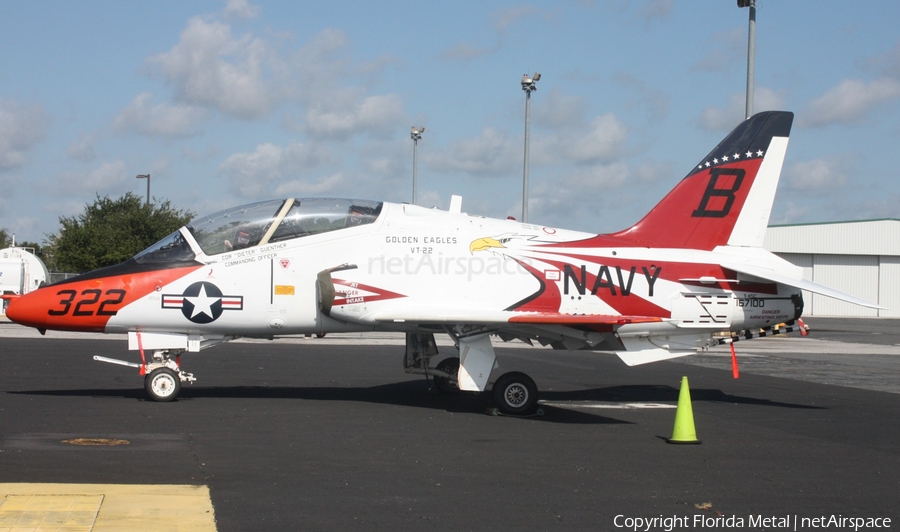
xmin=410 ymin=127 xmax=424 ymax=205
xmin=136 ymin=174 xmax=150 ymax=205
xmin=521 ymin=72 xmax=540 ymax=223
xmin=738 ymin=0 xmax=756 ymax=118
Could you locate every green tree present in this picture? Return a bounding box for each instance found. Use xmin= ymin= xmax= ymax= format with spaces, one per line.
xmin=46 ymin=193 xmax=195 ymax=273
xmin=0 ymin=228 xmax=9 ymax=249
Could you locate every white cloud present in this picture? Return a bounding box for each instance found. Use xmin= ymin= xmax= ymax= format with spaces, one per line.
xmin=638 ymin=0 xmax=674 ymax=22
xmin=273 ymin=173 xmax=346 ymax=197
xmin=691 ymin=28 xmax=744 ymax=74
xmin=66 ymin=133 xmax=99 ymax=161
xmin=528 ymin=162 xmax=632 ymax=227
xmin=57 ymin=160 xmax=129 ymax=195
xmin=148 ymin=16 xmax=278 ymax=120
xmin=218 ymin=141 xmax=330 ymax=197
xmin=0 ymin=100 xmax=50 ymax=171
xmin=426 ymin=127 xmax=520 ymax=178
xmin=558 ymin=113 xmax=628 ymax=164
xmin=698 ymin=87 xmax=786 ymax=131
xmin=143 ymin=21 xmax=406 ymax=143
xmin=533 ymin=89 xmax=586 ymax=130
xmin=286 ymin=28 xmax=349 ymax=102
xmin=491 ymin=6 xmax=542 ymax=34
xmin=0 ymin=174 xmax=21 ymax=204
xmin=770 ymin=200 xmax=810 ymax=225
xmin=223 ymin=0 xmax=260 ymax=20
xmin=866 ymin=41 xmax=900 ymax=79
xmin=438 ymin=43 xmax=496 ymax=62
xmin=113 ymin=93 xmax=207 ymax=137
xmin=275 ymin=28 xmax=408 ymax=140
xmin=802 ymin=78 xmax=900 ymax=127
xmin=85 ymin=161 xmax=129 ymax=190
xmin=612 ymin=72 xmax=669 ymax=121
xmin=427 ymin=107 xmax=628 ymax=179
xmin=305 ymin=93 xmax=405 ymax=140
xmin=783 ymin=157 xmax=848 ymax=194
xmin=182 ymin=146 xmax=220 ymax=162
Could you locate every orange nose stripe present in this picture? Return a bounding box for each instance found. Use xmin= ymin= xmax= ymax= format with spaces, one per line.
xmin=5 ymin=265 xmax=202 ymax=332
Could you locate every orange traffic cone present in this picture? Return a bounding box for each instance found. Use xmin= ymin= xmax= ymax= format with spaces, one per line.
xmin=667 ymin=376 xmax=701 ymax=444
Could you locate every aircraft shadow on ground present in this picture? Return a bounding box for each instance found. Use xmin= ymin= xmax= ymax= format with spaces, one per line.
xmin=8 ymin=381 xmax=821 ymax=428
xmin=8 ymin=381 xmax=622 ymax=425
xmin=540 ymin=385 xmax=825 ymax=410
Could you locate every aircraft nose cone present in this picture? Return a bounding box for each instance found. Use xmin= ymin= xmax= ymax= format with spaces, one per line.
xmin=5 ymin=291 xmax=46 ymax=329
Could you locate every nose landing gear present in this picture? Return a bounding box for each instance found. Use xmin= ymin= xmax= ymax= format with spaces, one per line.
xmin=142 ymin=351 xmax=195 ymax=402
xmin=94 ymin=350 xmax=195 ymax=402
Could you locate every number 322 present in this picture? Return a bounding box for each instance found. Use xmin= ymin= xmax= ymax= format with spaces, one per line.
xmin=48 ymin=289 xmax=127 ymax=316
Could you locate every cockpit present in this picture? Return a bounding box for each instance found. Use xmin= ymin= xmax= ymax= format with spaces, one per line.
xmin=133 ymin=198 xmax=383 ymax=265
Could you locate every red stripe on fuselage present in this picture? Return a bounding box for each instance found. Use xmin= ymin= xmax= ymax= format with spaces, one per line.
xmin=5 ymin=265 xmax=203 ymax=332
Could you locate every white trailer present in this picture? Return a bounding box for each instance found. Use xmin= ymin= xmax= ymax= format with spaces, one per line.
xmin=0 ymin=248 xmax=49 ymax=314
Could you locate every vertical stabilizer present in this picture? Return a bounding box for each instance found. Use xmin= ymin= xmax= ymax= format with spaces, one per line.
xmin=611 ymin=111 xmax=793 ymax=250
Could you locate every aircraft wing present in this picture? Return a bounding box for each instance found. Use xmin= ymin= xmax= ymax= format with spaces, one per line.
xmin=368 ymin=308 xmax=661 ymax=328
xmin=723 ymin=262 xmax=886 ymax=310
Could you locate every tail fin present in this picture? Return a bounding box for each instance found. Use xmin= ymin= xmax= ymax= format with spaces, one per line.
xmin=612 ymin=111 xmax=794 ymax=250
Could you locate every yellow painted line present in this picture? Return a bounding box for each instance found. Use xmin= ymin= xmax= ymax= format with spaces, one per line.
xmin=0 ymin=484 xmax=217 ymax=532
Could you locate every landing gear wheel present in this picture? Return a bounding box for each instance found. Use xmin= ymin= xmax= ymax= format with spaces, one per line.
xmin=492 ymin=372 xmax=538 ymax=415
xmin=433 ymin=358 xmax=461 ymax=394
xmin=144 ymin=368 xmax=181 ymax=402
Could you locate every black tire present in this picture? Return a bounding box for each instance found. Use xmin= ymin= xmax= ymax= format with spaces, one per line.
xmin=144 ymin=367 xmax=181 ymax=402
xmin=433 ymin=358 xmax=461 ymax=394
xmin=492 ymin=372 xmax=538 ymax=415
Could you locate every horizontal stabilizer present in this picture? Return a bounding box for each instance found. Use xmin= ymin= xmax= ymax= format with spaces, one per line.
xmin=724 ymin=262 xmax=885 ymax=310
xmin=616 ymin=348 xmax=696 ymax=366
xmin=615 ymin=335 xmax=699 ymax=366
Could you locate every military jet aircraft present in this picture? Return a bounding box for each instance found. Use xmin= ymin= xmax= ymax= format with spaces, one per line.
xmin=4 ymin=111 xmax=881 ymax=414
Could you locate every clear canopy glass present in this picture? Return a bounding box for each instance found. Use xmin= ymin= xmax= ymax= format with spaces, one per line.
xmin=132 ymin=198 xmax=384 ymax=265
xmin=181 ymin=198 xmax=383 ymax=257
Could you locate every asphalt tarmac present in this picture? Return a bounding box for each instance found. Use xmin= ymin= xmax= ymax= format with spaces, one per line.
xmin=0 ymin=318 xmax=898 ymax=531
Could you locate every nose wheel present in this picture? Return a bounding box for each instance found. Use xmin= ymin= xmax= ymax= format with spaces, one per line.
xmin=94 ymin=349 xmax=195 ymax=402
xmin=145 ymin=368 xmax=181 ymax=402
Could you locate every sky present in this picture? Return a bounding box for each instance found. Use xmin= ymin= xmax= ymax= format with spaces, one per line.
xmin=1 ymin=0 xmax=899 ymax=245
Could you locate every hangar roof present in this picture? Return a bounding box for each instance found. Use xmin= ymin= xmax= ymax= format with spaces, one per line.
xmin=764 ymin=219 xmax=900 ymax=256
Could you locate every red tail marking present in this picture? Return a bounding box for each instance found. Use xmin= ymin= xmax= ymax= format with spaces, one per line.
xmin=611 ymin=159 xmax=762 ymax=250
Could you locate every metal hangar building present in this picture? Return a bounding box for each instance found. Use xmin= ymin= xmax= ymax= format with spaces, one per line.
xmin=764 ymin=219 xmax=900 ymax=317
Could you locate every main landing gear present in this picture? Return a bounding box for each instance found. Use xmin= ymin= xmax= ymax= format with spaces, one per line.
xmin=491 ymin=371 xmax=538 ymax=416
xmin=404 ymin=332 xmax=540 ymax=416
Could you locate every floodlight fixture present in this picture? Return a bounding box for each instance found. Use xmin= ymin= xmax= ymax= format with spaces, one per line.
xmin=521 ymin=72 xmax=540 ymax=93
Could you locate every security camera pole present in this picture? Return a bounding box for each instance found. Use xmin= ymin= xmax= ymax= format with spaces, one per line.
xmin=136 ymin=174 xmax=150 ymax=205
xmin=738 ymin=0 xmax=756 ymax=118
xmin=410 ymin=127 xmax=424 ymax=205
xmin=521 ymin=72 xmax=540 ymax=223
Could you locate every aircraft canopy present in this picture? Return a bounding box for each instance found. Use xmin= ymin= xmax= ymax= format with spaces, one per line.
xmin=133 ymin=198 xmax=382 ymax=265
